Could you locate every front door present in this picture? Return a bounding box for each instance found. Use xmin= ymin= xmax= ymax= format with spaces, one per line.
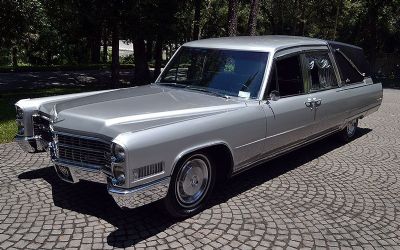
xmin=262 ymin=54 xmax=316 ymax=154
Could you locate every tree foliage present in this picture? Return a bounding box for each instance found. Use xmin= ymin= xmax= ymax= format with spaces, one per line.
xmin=0 ymin=0 xmax=399 ymax=76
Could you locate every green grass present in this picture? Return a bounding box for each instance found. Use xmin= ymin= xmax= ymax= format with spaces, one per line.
xmin=0 ymin=86 xmax=105 ymax=143
xmin=0 ymin=98 xmax=17 ymax=143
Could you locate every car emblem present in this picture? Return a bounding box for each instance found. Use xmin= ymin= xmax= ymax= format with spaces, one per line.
xmin=50 ymin=105 xmax=64 ymax=123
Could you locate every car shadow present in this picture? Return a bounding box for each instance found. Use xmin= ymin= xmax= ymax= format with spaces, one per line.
xmin=209 ymin=128 xmax=372 ymax=206
xmin=18 ymin=128 xmax=371 ymax=247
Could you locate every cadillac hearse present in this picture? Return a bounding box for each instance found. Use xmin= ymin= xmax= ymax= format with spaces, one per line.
xmin=15 ymin=36 xmax=383 ymax=217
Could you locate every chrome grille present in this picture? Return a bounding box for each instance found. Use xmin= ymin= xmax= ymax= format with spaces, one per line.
xmin=57 ymin=133 xmax=111 ymax=168
xmin=32 ymin=115 xmax=52 ymax=142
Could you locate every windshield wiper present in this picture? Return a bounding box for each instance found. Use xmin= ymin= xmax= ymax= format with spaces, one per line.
xmin=186 ymin=86 xmax=230 ymax=99
xmin=158 ymin=82 xmax=187 ymax=88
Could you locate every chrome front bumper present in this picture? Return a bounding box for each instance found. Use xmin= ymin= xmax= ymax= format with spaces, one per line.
xmin=14 ymin=135 xmax=47 ymax=153
xmin=52 ymin=156 xmax=170 ymax=209
xmin=53 ymin=159 xmax=108 ymax=184
xmin=108 ymin=177 xmax=170 ymax=209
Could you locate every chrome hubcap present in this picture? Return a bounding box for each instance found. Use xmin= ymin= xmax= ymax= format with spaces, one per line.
xmin=176 ymin=155 xmax=210 ymax=208
xmin=347 ymin=121 xmax=356 ymax=136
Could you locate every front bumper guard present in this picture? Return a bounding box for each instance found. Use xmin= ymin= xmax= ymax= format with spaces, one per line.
xmin=108 ymin=177 xmax=170 ymax=209
xmin=53 ymin=159 xmax=108 ymax=184
xmin=14 ymin=135 xmax=47 ymax=153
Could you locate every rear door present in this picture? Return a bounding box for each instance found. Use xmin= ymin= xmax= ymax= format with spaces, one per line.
xmin=330 ymin=48 xmax=380 ymax=120
xmin=262 ymin=54 xmax=316 ymax=153
xmin=301 ymin=52 xmax=347 ymax=135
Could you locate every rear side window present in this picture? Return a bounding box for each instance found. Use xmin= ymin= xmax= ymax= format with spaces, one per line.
xmin=274 ymin=55 xmax=304 ymax=97
xmin=303 ymin=53 xmax=338 ymax=92
xmin=334 ymin=51 xmax=364 ymax=84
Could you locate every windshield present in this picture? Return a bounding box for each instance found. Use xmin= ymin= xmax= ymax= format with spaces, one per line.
xmin=158 ymin=47 xmax=269 ymax=99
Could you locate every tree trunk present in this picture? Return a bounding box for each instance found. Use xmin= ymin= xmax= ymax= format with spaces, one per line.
xmin=300 ymin=2 xmax=306 ymax=36
xmin=102 ymin=28 xmax=108 ymax=63
xmin=146 ymin=40 xmax=153 ymax=62
xmin=280 ymin=1 xmax=284 ymax=33
xmin=111 ymin=22 xmax=120 ymax=88
xmin=134 ymin=36 xmax=151 ymax=85
xmin=227 ymin=0 xmax=238 ymax=36
xmin=90 ymin=33 xmax=101 ymax=64
xmin=193 ymin=0 xmax=201 ymax=40
xmin=332 ymin=0 xmax=340 ymax=40
xmin=292 ymin=0 xmax=298 ymax=35
xmin=11 ymin=46 xmax=18 ymax=68
xmin=247 ymin=0 xmax=259 ymax=36
xmin=365 ymin=0 xmax=379 ymax=66
xmin=154 ymin=36 xmax=163 ymax=80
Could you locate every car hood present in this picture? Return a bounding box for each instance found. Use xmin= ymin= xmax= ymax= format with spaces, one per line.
xmin=50 ymin=85 xmax=246 ymax=139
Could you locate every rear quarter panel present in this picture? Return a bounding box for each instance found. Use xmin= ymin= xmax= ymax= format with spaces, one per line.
xmin=338 ymin=78 xmax=383 ymax=122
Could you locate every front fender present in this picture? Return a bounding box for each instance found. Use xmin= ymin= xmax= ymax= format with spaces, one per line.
xmin=114 ymin=104 xmax=266 ymax=188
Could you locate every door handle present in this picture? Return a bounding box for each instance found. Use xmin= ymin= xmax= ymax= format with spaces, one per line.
xmin=305 ymin=98 xmax=322 ymax=110
xmin=305 ymin=98 xmax=313 ymax=108
xmin=313 ymin=98 xmax=322 ymax=106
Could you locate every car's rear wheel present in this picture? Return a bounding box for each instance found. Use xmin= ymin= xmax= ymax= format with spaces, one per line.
xmin=164 ymin=153 xmax=216 ymax=218
xmin=339 ymin=119 xmax=358 ymax=142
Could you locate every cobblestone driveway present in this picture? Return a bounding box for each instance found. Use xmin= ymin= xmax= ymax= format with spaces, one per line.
xmin=1 ymin=89 xmax=399 ymax=249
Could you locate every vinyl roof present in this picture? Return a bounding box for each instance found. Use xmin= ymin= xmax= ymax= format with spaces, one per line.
xmin=184 ymin=35 xmax=328 ymax=52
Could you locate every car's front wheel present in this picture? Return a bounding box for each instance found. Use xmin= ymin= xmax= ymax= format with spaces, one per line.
xmin=164 ymin=153 xmax=216 ymax=218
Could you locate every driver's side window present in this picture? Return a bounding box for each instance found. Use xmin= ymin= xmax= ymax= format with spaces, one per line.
xmin=267 ymin=54 xmax=305 ymax=98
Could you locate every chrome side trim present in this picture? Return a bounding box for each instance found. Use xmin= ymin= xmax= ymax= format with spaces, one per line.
xmin=133 ymin=162 xmax=165 ymax=182
xmin=108 ymin=176 xmax=171 ymax=209
xmin=233 ymin=126 xmax=341 ymax=175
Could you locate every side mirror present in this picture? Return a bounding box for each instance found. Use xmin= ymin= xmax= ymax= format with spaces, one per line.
xmin=269 ymin=90 xmax=280 ymax=101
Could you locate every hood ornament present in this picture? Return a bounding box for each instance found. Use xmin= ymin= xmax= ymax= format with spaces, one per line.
xmin=50 ymin=104 xmax=64 ymax=123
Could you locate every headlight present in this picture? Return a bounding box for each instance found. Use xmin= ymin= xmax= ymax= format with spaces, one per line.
xmin=112 ymin=165 xmax=126 ymax=185
xmin=16 ymin=106 xmax=23 ymax=119
xmin=111 ymin=142 xmax=126 ymax=186
xmin=112 ymin=143 xmax=125 ymax=162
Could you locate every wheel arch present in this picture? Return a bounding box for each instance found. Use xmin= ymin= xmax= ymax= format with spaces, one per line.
xmin=171 ymin=141 xmax=235 ymax=182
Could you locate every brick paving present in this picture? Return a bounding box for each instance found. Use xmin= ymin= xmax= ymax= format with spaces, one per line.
xmin=0 ymin=89 xmax=399 ymax=249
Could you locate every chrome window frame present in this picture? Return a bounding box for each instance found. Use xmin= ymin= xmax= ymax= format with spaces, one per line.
xmin=262 ymin=45 xmax=331 ymax=100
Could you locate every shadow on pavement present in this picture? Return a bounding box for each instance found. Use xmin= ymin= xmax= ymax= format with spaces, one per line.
xmin=18 ymin=128 xmax=371 ymax=247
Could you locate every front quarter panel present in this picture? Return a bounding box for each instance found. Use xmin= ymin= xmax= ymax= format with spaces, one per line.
xmin=115 ymin=103 xmax=267 ymax=188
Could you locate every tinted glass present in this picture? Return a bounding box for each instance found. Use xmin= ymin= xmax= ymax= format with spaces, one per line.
xmin=304 ymin=53 xmax=337 ymax=91
xmin=276 ymin=55 xmax=304 ymax=97
xmin=328 ymin=41 xmax=371 ymax=78
xmin=159 ymin=47 xmax=268 ymax=98
xmin=334 ymin=51 xmax=364 ymax=84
